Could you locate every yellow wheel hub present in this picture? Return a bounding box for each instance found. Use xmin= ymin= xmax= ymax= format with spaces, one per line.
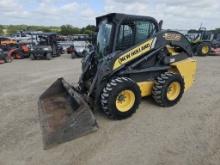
xmin=202 ymin=46 xmax=209 ymax=54
xmin=167 ymin=82 xmax=181 ymax=101
xmin=116 ymin=90 xmax=135 ymax=112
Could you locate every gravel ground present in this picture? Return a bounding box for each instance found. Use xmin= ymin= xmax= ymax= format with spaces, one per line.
xmin=0 ymin=55 xmax=220 ymax=165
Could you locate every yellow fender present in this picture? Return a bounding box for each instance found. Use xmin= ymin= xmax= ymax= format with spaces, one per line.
xmin=171 ymin=58 xmax=197 ymax=91
xmin=137 ymin=58 xmax=197 ymax=97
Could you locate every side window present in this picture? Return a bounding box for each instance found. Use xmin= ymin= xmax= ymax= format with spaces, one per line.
xmin=117 ymin=24 xmax=134 ymax=50
xmin=116 ymin=20 xmax=156 ymax=51
xmin=217 ymin=34 xmax=220 ymax=41
xmin=135 ymin=21 xmax=156 ymax=44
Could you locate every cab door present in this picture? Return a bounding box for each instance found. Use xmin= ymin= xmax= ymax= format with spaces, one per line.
xmin=115 ymin=20 xmax=157 ymax=52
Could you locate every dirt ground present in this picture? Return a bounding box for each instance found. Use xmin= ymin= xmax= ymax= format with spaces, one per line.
xmin=0 ymin=55 xmax=220 ymax=165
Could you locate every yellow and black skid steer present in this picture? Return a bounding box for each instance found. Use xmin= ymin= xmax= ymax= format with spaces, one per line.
xmin=38 ymin=13 xmax=197 ymax=149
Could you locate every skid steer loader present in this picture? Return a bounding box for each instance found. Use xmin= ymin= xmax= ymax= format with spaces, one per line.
xmin=38 ymin=13 xmax=197 ymax=149
xmin=186 ymin=27 xmax=214 ymax=56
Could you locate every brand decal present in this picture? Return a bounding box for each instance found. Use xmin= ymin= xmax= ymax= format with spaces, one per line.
xmin=113 ymin=39 xmax=154 ymax=70
xmin=170 ymin=58 xmax=175 ymax=63
xmin=118 ymin=43 xmax=151 ymax=64
xmin=163 ymin=33 xmax=181 ymax=41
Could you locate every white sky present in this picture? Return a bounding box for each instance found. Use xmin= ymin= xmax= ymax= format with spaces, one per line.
xmin=0 ymin=0 xmax=219 ymax=30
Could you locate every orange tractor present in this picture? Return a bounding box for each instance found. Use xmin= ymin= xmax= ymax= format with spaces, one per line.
xmin=0 ymin=45 xmax=13 ymax=64
xmin=0 ymin=36 xmax=30 ymax=59
xmin=0 ymin=36 xmax=17 ymax=46
xmin=8 ymin=43 xmax=30 ymax=59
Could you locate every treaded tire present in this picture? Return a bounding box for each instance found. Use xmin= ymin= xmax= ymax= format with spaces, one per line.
xmin=197 ymin=42 xmax=211 ymax=56
xmin=30 ymin=54 xmax=35 ymax=60
xmin=101 ymin=77 xmax=141 ymax=119
xmin=152 ymin=72 xmax=184 ymax=107
xmin=56 ymin=52 xmax=61 ymax=57
xmin=46 ymin=53 xmax=52 ymax=60
xmin=71 ymin=52 xmax=77 ymax=59
xmin=4 ymin=56 xmax=13 ymax=63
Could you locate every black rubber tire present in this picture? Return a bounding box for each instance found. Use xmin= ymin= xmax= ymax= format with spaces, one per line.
xmin=30 ymin=54 xmax=35 ymax=60
xmin=11 ymin=52 xmax=16 ymax=59
xmin=46 ymin=53 xmax=52 ymax=60
xmin=18 ymin=51 xmax=25 ymax=59
xmin=20 ymin=54 xmax=25 ymax=59
xmin=71 ymin=52 xmax=77 ymax=59
xmin=197 ymin=42 xmax=211 ymax=56
xmin=152 ymin=72 xmax=185 ymax=107
xmin=101 ymin=77 xmax=141 ymax=119
xmin=4 ymin=56 xmax=12 ymax=63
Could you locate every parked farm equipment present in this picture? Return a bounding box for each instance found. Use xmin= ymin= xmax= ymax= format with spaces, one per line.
xmin=0 ymin=46 xmax=13 ymax=64
xmin=30 ymin=33 xmax=61 ymax=60
xmin=186 ymin=27 xmax=213 ymax=56
xmin=8 ymin=43 xmax=30 ymax=59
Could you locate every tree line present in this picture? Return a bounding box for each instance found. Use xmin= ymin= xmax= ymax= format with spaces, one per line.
xmin=0 ymin=24 xmax=96 ymax=36
xmin=186 ymin=28 xmax=220 ymax=34
xmin=1 ymin=24 xmax=220 ymax=36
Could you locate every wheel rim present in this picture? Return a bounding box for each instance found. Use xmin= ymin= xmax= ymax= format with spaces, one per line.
xmin=116 ymin=90 xmax=135 ymax=112
xmin=166 ymin=82 xmax=181 ymax=101
xmin=202 ymin=46 xmax=209 ymax=54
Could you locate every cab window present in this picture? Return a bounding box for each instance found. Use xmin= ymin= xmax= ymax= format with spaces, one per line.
xmin=135 ymin=21 xmax=156 ymax=44
xmin=116 ymin=20 xmax=156 ymax=51
xmin=117 ymin=24 xmax=134 ymax=50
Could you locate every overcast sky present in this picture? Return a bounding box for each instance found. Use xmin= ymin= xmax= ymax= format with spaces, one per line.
xmin=0 ymin=0 xmax=219 ymax=30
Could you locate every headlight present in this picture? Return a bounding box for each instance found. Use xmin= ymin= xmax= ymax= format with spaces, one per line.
xmin=43 ymin=48 xmax=49 ymax=51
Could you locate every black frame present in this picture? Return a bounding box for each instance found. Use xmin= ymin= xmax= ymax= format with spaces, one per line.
xmin=96 ymin=13 xmax=160 ymax=55
xmin=31 ymin=32 xmax=60 ymax=58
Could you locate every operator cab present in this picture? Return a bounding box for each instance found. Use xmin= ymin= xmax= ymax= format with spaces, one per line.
xmin=30 ymin=33 xmax=60 ymax=59
xmin=36 ymin=33 xmax=57 ymax=46
xmin=187 ymin=27 xmax=214 ymax=42
xmin=96 ymin=13 xmax=160 ymax=58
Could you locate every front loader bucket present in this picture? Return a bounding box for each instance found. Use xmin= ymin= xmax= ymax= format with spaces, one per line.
xmin=38 ymin=78 xmax=98 ymax=149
